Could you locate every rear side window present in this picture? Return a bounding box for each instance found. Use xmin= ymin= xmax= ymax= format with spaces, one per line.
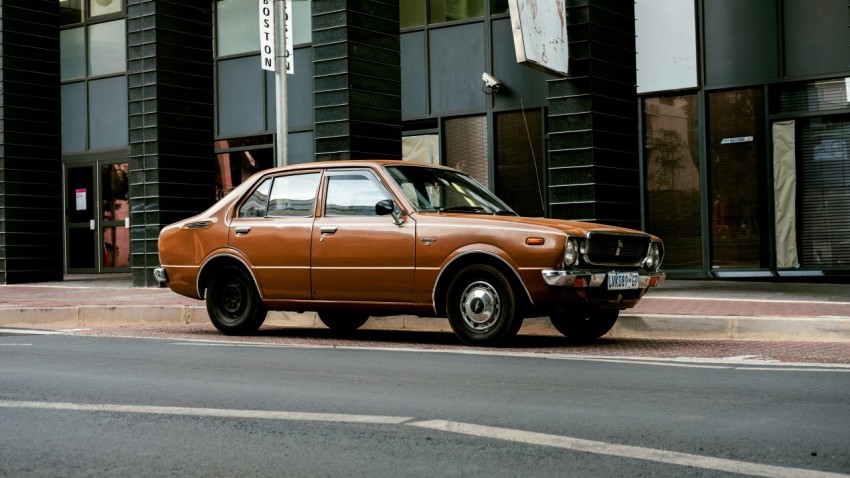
xmin=267 ymin=172 xmax=321 ymax=217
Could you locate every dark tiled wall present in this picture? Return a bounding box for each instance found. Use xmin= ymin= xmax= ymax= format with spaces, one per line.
xmin=547 ymin=0 xmax=640 ymax=230
xmin=127 ymin=0 xmax=215 ymax=286
xmin=313 ymin=0 xmax=401 ymax=161
xmin=0 ymin=0 xmax=63 ymax=284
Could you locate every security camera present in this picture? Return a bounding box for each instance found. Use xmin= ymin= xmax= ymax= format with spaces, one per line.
xmin=481 ymin=72 xmax=501 ymax=93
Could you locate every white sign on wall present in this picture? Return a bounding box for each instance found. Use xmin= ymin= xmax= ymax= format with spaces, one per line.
xmin=508 ymin=0 xmax=569 ymax=77
xmin=635 ymin=0 xmax=698 ymax=94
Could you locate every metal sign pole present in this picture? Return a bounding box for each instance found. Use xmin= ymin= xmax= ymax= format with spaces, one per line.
xmin=274 ymin=0 xmax=288 ymax=166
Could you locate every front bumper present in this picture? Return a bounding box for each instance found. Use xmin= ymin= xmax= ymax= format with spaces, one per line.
xmin=542 ymin=270 xmax=666 ymax=289
xmin=153 ymin=267 xmax=168 ymax=284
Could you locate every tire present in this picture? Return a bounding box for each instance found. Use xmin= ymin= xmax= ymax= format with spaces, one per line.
xmin=206 ymin=265 xmax=267 ymax=335
xmin=549 ymin=305 xmax=619 ymax=342
xmin=318 ymin=311 xmax=369 ymax=333
xmin=446 ymin=264 xmax=522 ymax=346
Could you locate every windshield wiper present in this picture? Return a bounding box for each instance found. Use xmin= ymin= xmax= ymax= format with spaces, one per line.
xmin=437 ymin=206 xmax=488 ymax=214
xmin=494 ymin=210 xmax=518 ymax=216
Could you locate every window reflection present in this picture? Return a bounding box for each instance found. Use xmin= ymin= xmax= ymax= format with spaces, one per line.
xmin=644 ymin=95 xmax=702 ymax=269
xmin=401 ymin=0 xmax=426 ymax=28
xmin=708 ymin=88 xmax=766 ymax=268
xmin=89 ymin=20 xmax=126 ymax=76
xmin=215 ymin=138 xmax=274 ymax=200
xmin=60 ymin=0 xmax=84 ymax=25
xmin=430 ymin=0 xmax=484 ymax=23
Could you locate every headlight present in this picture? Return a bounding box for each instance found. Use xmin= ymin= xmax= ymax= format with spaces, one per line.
xmin=564 ymin=238 xmax=579 ymax=268
xmin=643 ymin=242 xmax=662 ymax=271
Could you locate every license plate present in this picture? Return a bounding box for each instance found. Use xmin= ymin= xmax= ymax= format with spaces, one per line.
xmin=607 ymin=272 xmax=639 ymax=290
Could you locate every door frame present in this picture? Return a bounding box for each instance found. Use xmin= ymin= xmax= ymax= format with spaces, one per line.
xmin=63 ymin=152 xmax=131 ymax=274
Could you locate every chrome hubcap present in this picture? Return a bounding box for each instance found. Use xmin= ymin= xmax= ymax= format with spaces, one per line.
xmin=460 ymin=281 xmax=500 ymax=332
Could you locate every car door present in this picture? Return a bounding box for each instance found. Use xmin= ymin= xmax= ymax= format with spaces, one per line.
xmin=311 ymin=168 xmax=415 ymax=303
xmin=228 ymin=171 xmax=321 ymax=300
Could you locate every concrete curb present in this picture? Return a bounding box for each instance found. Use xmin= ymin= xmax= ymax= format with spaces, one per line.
xmin=1 ymin=306 xmax=848 ymax=342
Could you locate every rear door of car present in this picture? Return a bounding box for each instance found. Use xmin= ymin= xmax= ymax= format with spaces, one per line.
xmin=311 ymin=168 xmax=416 ymax=303
xmin=228 ymin=171 xmax=321 ymax=299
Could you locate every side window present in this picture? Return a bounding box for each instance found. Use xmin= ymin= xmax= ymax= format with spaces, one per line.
xmin=325 ymin=170 xmax=391 ymax=216
xmin=237 ymin=178 xmax=272 ymax=217
xmin=267 ymin=172 xmax=321 ymax=217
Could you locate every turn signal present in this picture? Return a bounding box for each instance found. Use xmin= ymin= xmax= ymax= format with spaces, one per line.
xmin=526 ymin=237 xmax=545 ymax=245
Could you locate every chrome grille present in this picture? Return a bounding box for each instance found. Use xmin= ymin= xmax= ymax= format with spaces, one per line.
xmin=584 ymin=233 xmax=650 ymax=266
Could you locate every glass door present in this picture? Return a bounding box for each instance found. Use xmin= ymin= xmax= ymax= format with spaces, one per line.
xmin=64 ymin=161 xmax=130 ymax=273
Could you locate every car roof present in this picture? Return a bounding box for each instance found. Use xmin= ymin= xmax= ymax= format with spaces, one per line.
xmin=263 ymin=159 xmax=455 ymax=174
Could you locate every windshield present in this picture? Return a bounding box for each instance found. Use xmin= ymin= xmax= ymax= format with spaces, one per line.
xmin=384 ymin=165 xmax=516 ymax=215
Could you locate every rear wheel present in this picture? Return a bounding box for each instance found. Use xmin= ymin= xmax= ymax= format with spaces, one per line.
xmin=206 ymin=265 xmax=267 ymax=335
xmin=318 ymin=312 xmax=369 ymax=333
xmin=446 ymin=264 xmax=522 ymax=346
xmin=549 ymin=305 xmax=619 ymax=342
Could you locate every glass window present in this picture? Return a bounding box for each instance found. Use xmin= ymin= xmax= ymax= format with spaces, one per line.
xmin=89 ymin=20 xmax=126 ymax=76
xmin=61 ymin=82 xmax=87 ymax=152
xmin=644 ymin=95 xmax=702 ymax=270
xmin=238 ymin=178 xmax=272 ymax=218
xmin=267 ymin=173 xmax=320 ymax=217
xmin=708 ymin=88 xmax=767 ymax=269
xmin=445 ymin=116 xmax=488 ymax=188
xmin=88 ymin=76 xmax=128 ymax=149
xmin=60 ymin=0 xmax=84 ymax=25
xmin=430 ymin=0 xmax=484 ymax=23
xmin=402 ymin=135 xmax=439 ymax=164
xmin=217 ymin=0 xmax=260 ymax=57
xmin=490 ymin=0 xmax=509 ymax=15
xmin=495 ymin=110 xmax=544 ymax=217
xmin=215 ymin=145 xmax=274 ymax=200
xmin=90 ymin=0 xmax=122 ymax=17
xmin=61 ymin=28 xmax=86 ymax=80
xmin=325 ymin=171 xmax=391 ymax=216
xmin=401 ymin=0 xmax=425 ymax=28
xmin=291 ymin=0 xmax=312 ymax=45
xmin=218 ymin=56 xmax=266 ymax=135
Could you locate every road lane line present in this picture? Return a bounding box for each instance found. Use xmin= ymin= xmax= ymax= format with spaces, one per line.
xmin=3 ymin=400 xmax=845 ymax=477
xmin=407 ymin=419 xmax=849 ymax=478
xmin=0 ymin=400 xmax=412 ymax=425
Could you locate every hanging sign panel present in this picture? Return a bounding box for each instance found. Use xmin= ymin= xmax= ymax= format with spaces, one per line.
xmin=259 ymin=0 xmax=275 ymax=71
xmin=635 ymin=0 xmax=698 ymax=94
xmin=508 ymin=0 xmax=569 ymax=77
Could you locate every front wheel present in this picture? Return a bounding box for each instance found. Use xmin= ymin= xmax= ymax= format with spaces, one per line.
xmin=318 ymin=311 xmax=369 ymax=333
xmin=446 ymin=264 xmax=522 ymax=346
xmin=206 ymin=265 xmax=267 ymax=335
xmin=549 ymin=305 xmax=619 ymax=342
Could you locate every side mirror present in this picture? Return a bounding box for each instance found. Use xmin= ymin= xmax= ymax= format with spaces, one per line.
xmin=376 ymin=199 xmax=404 ymax=225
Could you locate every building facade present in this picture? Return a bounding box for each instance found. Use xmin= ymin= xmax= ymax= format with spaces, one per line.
xmin=0 ymin=0 xmax=847 ymax=286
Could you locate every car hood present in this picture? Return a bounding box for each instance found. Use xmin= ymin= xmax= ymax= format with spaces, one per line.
xmin=415 ymin=213 xmax=660 ymax=240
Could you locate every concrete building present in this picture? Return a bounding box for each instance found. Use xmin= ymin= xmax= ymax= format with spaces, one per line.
xmin=0 ymin=0 xmax=848 ymax=286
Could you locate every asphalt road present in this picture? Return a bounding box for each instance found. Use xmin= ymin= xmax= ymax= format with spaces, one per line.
xmin=2 ymin=331 xmax=849 ymax=477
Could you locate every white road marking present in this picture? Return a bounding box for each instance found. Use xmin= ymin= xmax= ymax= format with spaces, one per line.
xmin=643 ymin=296 xmax=850 ymax=306
xmin=171 ymin=340 xmax=850 ymax=371
xmin=0 ymin=328 xmax=65 ymax=336
xmin=407 ymin=419 xmax=849 ymax=478
xmin=3 ymin=399 xmax=846 ymax=478
xmin=0 ymin=400 xmax=411 ymax=425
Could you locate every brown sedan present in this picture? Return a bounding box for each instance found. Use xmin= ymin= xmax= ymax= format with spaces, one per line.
xmin=154 ymin=160 xmax=665 ymax=346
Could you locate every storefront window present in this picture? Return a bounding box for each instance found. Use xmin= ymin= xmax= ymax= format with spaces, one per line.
xmin=214 ymin=136 xmax=275 ymax=199
xmin=707 ymin=88 xmax=767 ymax=268
xmin=445 ymin=116 xmax=488 ymax=188
xmin=402 ymin=134 xmax=440 ymax=164
xmin=644 ymin=95 xmax=702 ymax=270
xmin=496 ymin=110 xmax=544 ymax=217
xmin=430 ymin=0 xmax=484 ymax=23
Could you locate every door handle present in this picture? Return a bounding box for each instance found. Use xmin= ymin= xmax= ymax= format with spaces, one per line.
xmin=320 ymin=226 xmax=338 ymax=234
xmin=234 ymin=226 xmax=251 ymax=234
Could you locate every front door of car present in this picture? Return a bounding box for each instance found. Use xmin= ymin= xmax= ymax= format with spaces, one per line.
xmin=311 ymin=169 xmax=415 ymax=303
xmin=228 ymin=171 xmax=321 ymax=300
